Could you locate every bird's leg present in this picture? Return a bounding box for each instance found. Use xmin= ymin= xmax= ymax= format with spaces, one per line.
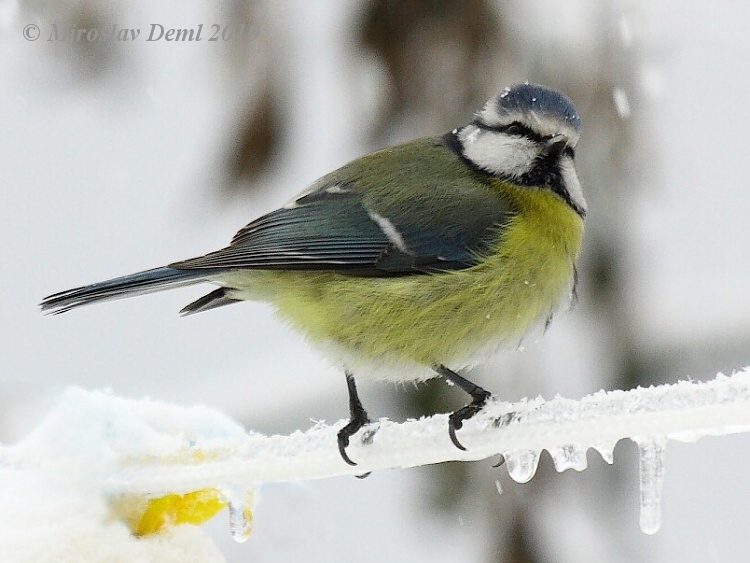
xmin=337 ymin=371 xmax=373 ymax=466
xmin=434 ymin=364 xmax=491 ymax=451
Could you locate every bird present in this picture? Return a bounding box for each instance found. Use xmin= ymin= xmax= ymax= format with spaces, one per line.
xmin=40 ymin=82 xmax=585 ymax=466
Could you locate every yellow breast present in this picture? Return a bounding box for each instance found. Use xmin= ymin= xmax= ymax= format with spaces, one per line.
xmin=247 ymin=183 xmax=583 ymax=379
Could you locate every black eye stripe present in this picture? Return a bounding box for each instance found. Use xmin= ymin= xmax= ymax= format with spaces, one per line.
xmin=472 ymin=120 xmax=545 ymax=143
xmin=472 ymin=120 xmax=577 ymax=157
xmin=503 ymin=122 xmax=536 ymax=138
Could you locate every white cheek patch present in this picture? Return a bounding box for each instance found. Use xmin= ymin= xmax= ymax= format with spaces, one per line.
xmin=559 ymin=156 xmax=586 ymax=214
xmin=459 ymin=125 xmax=538 ymax=178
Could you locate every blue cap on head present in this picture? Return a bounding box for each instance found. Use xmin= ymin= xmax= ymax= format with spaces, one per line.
xmin=497 ymin=83 xmax=581 ymax=133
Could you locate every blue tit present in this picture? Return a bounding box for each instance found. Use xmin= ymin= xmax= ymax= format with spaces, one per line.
xmin=41 ymin=83 xmax=585 ymax=465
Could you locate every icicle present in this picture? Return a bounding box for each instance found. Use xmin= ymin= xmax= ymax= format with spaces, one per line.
xmin=549 ymin=444 xmax=588 ymax=472
xmin=634 ymin=436 xmax=667 ymax=535
xmin=222 ymin=487 xmax=255 ymax=543
xmin=503 ymin=449 xmax=541 ymax=483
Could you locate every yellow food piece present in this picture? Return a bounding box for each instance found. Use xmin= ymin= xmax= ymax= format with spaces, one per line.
xmin=113 ymin=488 xmax=228 ymax=536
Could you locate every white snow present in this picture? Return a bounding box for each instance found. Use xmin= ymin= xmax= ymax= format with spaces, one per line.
xmin=0 ymin=389 xmax=251 ymax=561
xmin=619 ymin=17 xmax=633 ymax=47
xmin=2 ymin=369 xmax=750 ymax=556
xmin=612 ymin=87 xmax=631 ymax=119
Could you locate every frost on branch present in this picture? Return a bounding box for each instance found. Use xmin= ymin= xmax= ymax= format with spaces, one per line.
xmin=2 ymin=369 xmax=750 ymax=547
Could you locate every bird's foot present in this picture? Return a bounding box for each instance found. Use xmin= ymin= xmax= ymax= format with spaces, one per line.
xmin=433 ymin=364 xmax=492 ymax=451
xmin=337 ymin=411 xmax=373 ymax=467
xmin=447 ymin=389 xmax=491 ymax=450
xmin=338 ymin=371 xmax=374 ymax=475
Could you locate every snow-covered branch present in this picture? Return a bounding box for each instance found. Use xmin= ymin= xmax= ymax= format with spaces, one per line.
xmin=3 ymin=369 xmax=750 ymax=541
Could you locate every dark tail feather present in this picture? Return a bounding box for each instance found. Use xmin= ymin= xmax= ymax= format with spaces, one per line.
xmin=40 ymin=267 xmax=211 ymax=315
xmin=179 ymin=287 xmax=240 ymax=316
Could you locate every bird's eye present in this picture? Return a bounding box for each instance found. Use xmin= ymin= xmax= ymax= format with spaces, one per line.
xmin=564 ymin=146 xmax=575 ymax=159
xmin=503 ymin=122 xmax=528 ymax=136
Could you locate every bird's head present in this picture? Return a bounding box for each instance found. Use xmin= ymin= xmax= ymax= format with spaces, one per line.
xmin=454 ymin=83 xmax=586 ymax=217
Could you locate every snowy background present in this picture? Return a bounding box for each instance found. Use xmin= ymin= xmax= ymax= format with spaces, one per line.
xmin=2 ymin=0 xmax=750 ymax=561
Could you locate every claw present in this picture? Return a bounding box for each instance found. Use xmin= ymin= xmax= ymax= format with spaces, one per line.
xmin=337 ymin=428 xmax=359 ymax=466
xmin=447 ymin=400 xmax=488 ymax=450
xmin=340 ymin=426 xmax=378 ymax=478
xmin=448 ymin=418 xmax=467 ymax=451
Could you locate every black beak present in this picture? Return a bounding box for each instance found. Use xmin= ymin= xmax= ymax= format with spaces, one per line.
xmin=543 ymin=134 xmax=569 ymax=159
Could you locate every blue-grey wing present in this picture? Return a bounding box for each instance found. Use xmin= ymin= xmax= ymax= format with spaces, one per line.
xmin=171 ymin=183 xmax=510 ymax=275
